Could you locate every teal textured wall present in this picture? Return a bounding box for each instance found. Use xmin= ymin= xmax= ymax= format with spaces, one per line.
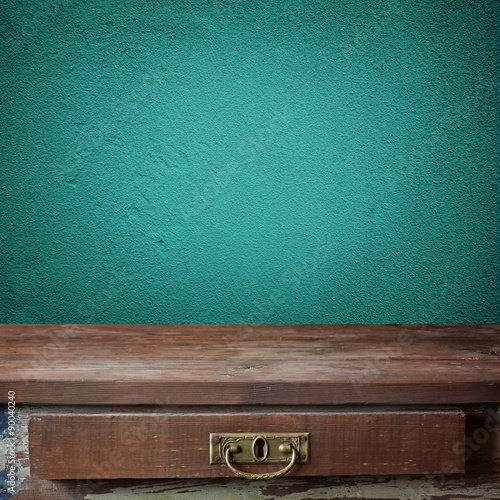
xmin=1 ymin=0 xmax=499 ymax=324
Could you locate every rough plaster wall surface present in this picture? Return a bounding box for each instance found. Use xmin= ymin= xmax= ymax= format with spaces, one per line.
xmin=0 ymin=0 xmax=499 ymax=323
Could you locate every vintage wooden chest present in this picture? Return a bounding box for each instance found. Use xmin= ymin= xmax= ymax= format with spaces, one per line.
xmin=1 ymin=324 xmax=499 ymax=496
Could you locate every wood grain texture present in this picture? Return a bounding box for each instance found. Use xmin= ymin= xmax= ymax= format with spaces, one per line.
xmin=1 ymin=324 xmax=499 ymax=405
xmin=8 ymin=404 xmax=499 ymax=499
xmin=29 ymin=410 xmax=465 ymax=479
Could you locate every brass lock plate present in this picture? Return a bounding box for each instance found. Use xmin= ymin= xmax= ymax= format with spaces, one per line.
xmin=209 ymin=433 xmax=310 ymax=464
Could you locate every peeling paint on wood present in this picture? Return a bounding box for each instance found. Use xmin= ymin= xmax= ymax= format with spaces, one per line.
xmin=0 ymin=405 xmax=30 ymax=498
xmin=9 ymin=474 xmax=500 ymax=500
xmin=80 ymin=475 xmax=500 ymax=500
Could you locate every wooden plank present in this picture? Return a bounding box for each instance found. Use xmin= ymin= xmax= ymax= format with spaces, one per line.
xmin=5 ymin=372 xmax=500 ymax=406
xmin=2 ymin=324 xmax=499 ymax=360
xmin=1 ymin=324 xmax=499 ymax=405
xmin=29 ymin=411 xmax=465 ymax=479
xmin=4 ymin=404 xmax=497 ymax=499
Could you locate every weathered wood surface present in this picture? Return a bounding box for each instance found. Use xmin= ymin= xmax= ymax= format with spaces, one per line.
xmin=29 ymin=410 xmax=465 ymax=479
xmin=12 ymin=474 xmax=500 ymax=500
xmin=1 ymin=324 xmax=499 ymax=405
xmin=3 ymin=404 xmax=499 ymax=499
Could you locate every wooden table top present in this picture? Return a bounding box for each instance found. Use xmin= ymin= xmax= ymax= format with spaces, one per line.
xmin=1 ymin=324 xmax=499 ymax=405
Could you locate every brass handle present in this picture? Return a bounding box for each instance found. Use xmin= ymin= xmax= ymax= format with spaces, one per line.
xmin=224 ymin=443 xmax=298 ymax=480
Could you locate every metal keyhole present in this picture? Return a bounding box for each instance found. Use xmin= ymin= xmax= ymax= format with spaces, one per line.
xmin=252 ymin=436 xmax=269 ymax=462
xmin=256 ymin=439 xmax=265 ymax=458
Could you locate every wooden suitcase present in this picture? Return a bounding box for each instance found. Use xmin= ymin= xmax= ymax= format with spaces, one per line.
xmin=1 ymin=324 xmax=499 ymax=486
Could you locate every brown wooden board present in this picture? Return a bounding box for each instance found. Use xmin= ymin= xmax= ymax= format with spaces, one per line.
xmin=14 ymin=404 xmax=500 ymax=499
xmin=29 ymin=410 xmax=465 ymax=479
xmin=1 ymin=324 xmax=499 ymax=406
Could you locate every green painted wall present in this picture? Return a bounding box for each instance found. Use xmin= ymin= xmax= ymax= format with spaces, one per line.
xmin=1 ymin=0 xmax=498 ymax=324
